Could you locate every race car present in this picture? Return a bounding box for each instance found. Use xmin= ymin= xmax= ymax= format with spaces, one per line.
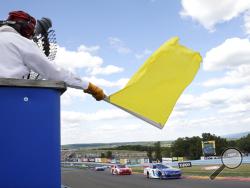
xmin=144 ymin=163 xmax=181 ymax=179
xmin=111 ymin=164 xmax=132 ymax=175
xmin=94 ymin=166 xmax=106 ymax=171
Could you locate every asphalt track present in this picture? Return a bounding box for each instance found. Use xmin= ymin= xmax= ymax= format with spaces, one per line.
xmin=62 ymin=168 xmax=250 ymax=188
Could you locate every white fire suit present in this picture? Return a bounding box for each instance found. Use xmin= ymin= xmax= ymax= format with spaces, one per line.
xmin=0 ymin=25 xmax=89 ymax=89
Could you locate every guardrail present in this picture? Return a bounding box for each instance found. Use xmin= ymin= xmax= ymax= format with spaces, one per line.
xmin=61 ymin=156 xmax=250 ymax=168
xmin=168 ymin=156 xmax=250 ymax=167
xmin=61 ymin=161 xmax=112 ymax=167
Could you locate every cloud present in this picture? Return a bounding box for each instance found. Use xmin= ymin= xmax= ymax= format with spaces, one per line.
xmin=203 ymin=38 xmax=250 ymax=71
xmin=135 ymin=49 xmax=152 ymax=60
xmin=176 ymin=93 xmax=209 ymax=112
xmin=61 ymin=122 xmax=145 ymax=145
xmin=61 ymin=88 xmax=86 ymax=106
xmin=89 ymin=65 xmax=124 ymax=75
xmin=176 ymin=85 xmax=250 ymax=115
xmin=108 ymin=37 xmax=132 ymax=54
xmin=61 ymin=108 xmax=250 ymax=144
xmin=218 ymin=86 xmax=250 ymax=114
xmin=202 ymin=38 xmax=250 ymax=87
xmin=61 ymin=85 xmax=250 ymax=144
xmin=180 ymin=0 xmax=250 ymax=31
xmin=202 ymin=65 xmax=250 ymax=87
xmin=62 ymin=109 xmax=130 ymax=124
xmin=54 ymin=45 xmax=103 ymax=73
xmin=54 ymin=44 xmax=125 ymax=77
xmin=172 ymin=112 xmax=250 ymax=137
xmin=244 ymin=10 xmax=250 ymax=36
xmin=77 ymin=45 xmax=100 ymax=53
xmin=83 ymin=76 xmax=129 ymax=89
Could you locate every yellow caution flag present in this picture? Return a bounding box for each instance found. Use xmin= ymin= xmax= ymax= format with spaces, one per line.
xmin=105 ymin=37 xmax=202 ymax=129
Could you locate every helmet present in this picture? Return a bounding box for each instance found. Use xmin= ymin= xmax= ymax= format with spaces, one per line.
xmin=7 ymin=10 xmax=36 ymax=39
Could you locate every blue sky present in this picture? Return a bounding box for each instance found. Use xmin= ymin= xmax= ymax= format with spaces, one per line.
xmin=1 ymin=0 xmax=250 ymax=144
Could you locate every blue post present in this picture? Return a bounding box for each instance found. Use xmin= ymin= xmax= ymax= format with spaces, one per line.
xmin=0 ymin=79 xmax=66 ymax=188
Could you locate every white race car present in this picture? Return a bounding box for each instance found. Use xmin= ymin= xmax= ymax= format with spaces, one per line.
xmin=144 ymin=163 xmax=181 ymax=179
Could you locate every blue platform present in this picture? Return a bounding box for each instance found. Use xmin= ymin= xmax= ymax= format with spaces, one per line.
xmin=0 ymin=79 xmax=66 ymax=188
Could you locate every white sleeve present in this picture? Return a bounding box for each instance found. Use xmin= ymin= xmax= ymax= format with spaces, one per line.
xmin=21 ymin=41 xmax=89 ymax=90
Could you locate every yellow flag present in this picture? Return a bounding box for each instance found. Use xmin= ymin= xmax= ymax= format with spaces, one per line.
xmin=107 ymin=37 xmax=202 ymax=129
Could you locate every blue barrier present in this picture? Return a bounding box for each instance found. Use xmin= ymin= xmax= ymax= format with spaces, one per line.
xmin=0 ymin=79 xmax=66 ymax=188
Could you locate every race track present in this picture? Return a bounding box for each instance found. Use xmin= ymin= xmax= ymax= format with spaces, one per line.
xmin=62 ymin=168 xmax=250 ymax=188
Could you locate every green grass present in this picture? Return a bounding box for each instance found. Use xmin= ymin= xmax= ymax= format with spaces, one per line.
xmin=131 ymin=164 xmax=250 ymax=177
xmin=131 ymin=166 xmax=145 ymax=173
xmin=181 ymin=164 xmax=250 ymax=177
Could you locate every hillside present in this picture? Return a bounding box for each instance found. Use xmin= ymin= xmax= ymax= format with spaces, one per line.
xmin=61 ymin=140 xmax=173 ymax=150
xmin=221 ymin=131 xmax=250 ymax=140
xmin=62 ymin=131 xmax=250 ymax=150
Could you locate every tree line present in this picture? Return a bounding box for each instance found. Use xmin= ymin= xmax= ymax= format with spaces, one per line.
xmin=168 ymin=133 xmax=250 ymax=160
xmin=99 ymin=133 xmax=250 ymax=161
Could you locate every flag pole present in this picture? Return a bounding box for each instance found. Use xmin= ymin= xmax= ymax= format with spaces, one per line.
xmin=103 ymin=97 xmax=163 ymax=129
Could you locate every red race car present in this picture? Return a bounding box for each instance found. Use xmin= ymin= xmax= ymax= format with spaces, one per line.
xmin=111 ymin=164 xmax=132 ymax=175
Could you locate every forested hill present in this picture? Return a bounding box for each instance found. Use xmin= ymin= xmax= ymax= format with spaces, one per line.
xmin=61 ymin=141 xmax=173 ymax=150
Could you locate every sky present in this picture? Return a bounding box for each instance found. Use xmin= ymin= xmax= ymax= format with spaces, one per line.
xmin=1 ymin=0 xmax=250 ymax=145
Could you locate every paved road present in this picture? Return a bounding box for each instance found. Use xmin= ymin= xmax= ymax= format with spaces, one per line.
xmin=62 ymin=168 xmax=250 ymax=188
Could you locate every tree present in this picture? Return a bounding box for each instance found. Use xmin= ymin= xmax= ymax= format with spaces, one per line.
xmin=147 ymin=147 xmax=153 ymax=163
xmin=171 ymin=138 xmax=187 ymax=157
xmin=161 ymin=147 xmax=172 ymax=158
xmin=106 ymin=151 xmax=112 ymax=159
xmin=187 ymin=136 xmax=202 ymax=159
xmin=171 ymin=136 xmax=202 ymax=160
xmin=227 ymin=140 xmax=237 ymax=148
xmin=100 ymin=152 xmax=105 ymax=158
xmin=237 ymin=134 xmax=250 ymax=153
xmin=202 ymin=133 xmax=216 ymax=141
xmin=154 ymin=141 xmax=162 ymax=162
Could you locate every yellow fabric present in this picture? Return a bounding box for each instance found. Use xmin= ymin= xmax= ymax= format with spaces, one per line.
xmin=109 ymin=37 xmax=202 ymax=128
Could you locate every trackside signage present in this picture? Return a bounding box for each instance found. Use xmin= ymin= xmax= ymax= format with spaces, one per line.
xmin=178 ymin=162 xmax=192 ymax=168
